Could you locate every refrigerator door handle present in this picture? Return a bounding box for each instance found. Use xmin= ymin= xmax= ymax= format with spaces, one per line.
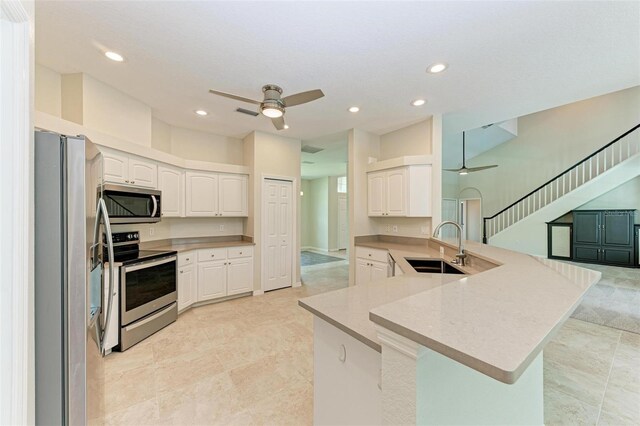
xmin=151 ymin=194 xmax=158 ymax=218
xmin=92 ymin=198 xmax=115 ymax=355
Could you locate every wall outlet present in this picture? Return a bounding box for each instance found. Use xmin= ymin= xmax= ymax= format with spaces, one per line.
xmin=149 ymin=227 xmax=155 ymax=237
xmin=440 ymin=246 xmax=445 ymax=256
xmin=421 ymin=226 xmax=428 ymax=235
xmin=219 ymin=224 xmax=224 ymax=231
xmin=386 ymin=225 xmax=390 ymax=233
xmin=392 ymin=225 xmax=398 ymax=233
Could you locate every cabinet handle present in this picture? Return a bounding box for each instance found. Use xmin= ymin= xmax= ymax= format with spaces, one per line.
xmin=368 ymin=254 xmax=372 ymax=256
xmin=186 ymin=258 xmax=190 ymax=261
xmin=211 ymin=255 xmax=215 ymax=258
xmin=131 ymin=180 xmax=135 ymax=184
xmin=239 ymin=251 xmax=242 ymax=255
xmin=125 ymin=180 xmax=130 ymax=183
xmin=180 ymin=270 xmax=184 ymax=274
xmin=338 ymin=344 xmax=347 ymax=363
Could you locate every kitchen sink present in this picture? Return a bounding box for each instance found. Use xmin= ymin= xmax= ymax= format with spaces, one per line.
xmin=404 ymin=258 xmax=466 ymax=275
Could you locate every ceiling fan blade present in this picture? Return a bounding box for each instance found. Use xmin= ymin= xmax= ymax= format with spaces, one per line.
xmin=466 ymin=165 xmax=498 ymax=172
xmin=209 ymin=89 xmax=262 ymax=105
xmin=282 ymin=89 xmax=324 ymax=107
xmin=443 ymin=168 xmax=463 ymax=172
xmin=272 ymin=116 xmax=285 ymax=131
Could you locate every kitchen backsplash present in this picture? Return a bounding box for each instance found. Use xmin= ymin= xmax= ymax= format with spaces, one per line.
xmin=111 ymin=217 xmax=245 ymax=242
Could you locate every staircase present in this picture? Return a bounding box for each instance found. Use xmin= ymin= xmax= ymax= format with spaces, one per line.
xmin=483 ymin=124 xmax=640 ymax=256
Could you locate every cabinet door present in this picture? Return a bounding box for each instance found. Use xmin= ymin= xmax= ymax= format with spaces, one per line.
xmin=128 ymin=157 xmax=158 ymax=188
xmin=227 ymin=257 xmax=253 ymax=295
xmin=385 ymin=168 xmax=407 ymax=216
xmin=185 ymin=172 xmax=219 ymax=216
xmin=102 ymin=151 xmax=129 ymax=184
xmin=177 ymin=264 xmax=196 ymax=311
xmin=601 ymin=247 xmax=634 ymax=266
xmin=370 ymin=260 xmax=388 ymax=282
xmin=355 ymin=258 xmax=371 ymax=285
xmin=367 ymin=172 xmax=386 ymax=216
xmin=573 ymin=211 xmax=601 ymax=245
xmin=573 ymin=245 xmax=600 ymax=263
xmin=602 ymin=212 xmax=633 ymax=247
xmin=158 ymin=165 xmax=184 ymax=217
xmin=197 ymin=260 xmax=227 ymax=301
xmin=219 ymin=174 xmax=248 ymax=217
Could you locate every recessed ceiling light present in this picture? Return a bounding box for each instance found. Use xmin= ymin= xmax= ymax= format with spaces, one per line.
xmin=411 ymin=99 xmax=426 ymax=107
xmin=284 ymin=124 xmax=290 ymax=129
xmin=195 ymin=110 xmax=208 ymax=116
xmin=427 ymin=63 xmax=448 ymax=73
xmin=348 ymin=106 xmax=360 ymax=113
xmin=105 ymin=51 xmax=124 ymax=62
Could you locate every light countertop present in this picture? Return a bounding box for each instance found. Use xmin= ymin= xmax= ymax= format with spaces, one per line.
xmin=141 ymin=236 xmax=254 ymax=253
xmin=299 ymin=237 xmax=601 ymax=384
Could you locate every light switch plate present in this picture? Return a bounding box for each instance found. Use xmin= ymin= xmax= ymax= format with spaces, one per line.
xmin=440 ymin=246 xmax=445 ymax=255
xmin=149 ymin=227 xmax=155 ymax=236
xmin=219 ymin=224 xmax=224 ymax=231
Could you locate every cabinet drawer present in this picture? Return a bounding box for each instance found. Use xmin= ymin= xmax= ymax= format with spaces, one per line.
xmin=178 ymin=251 xmax=195 ymax=267
xmin=228 ymin=246 xmax=253 ymax=259
xmin=355 ymin=246 xmax=388 ymax=263
xmin=198 ymin=248 xmax=227 ymax=262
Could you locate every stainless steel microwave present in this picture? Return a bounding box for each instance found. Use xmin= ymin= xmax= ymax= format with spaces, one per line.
xmin=102 ymin=184 xmax=161 ymax=223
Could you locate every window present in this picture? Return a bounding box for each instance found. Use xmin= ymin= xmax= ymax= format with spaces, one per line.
xmin=337 ymin=176 xmax=347 ymax=193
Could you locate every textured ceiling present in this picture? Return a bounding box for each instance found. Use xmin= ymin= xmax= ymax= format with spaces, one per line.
xmin=36 ymin=1 xmax=640 ymax=142
xmin=301 ymin=131 xmax=348 ymax=179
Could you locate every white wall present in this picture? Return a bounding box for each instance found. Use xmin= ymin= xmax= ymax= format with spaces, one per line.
xmin=458 ymin=86 xmax=640 ymax=218
xmin=306 ymin=177 xmax=329 ymax=250
xmin=379 ymin=119 xmax=432 ymax=160
xmin=151 ymin=117 xmax=172 ymax=154
xmin=34 ymin=63 xmax=60 ymax=116
xmin=169 ymin=126 xmax=243 ymax=165
xmin=578 ymin=176 xmax=640 ymax=223
xmin=244 ymin=131 xmax=301 ymax=289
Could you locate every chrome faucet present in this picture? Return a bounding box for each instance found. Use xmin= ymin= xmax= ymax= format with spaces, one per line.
xmin=432 ymin=221 xmax=467 ymax=266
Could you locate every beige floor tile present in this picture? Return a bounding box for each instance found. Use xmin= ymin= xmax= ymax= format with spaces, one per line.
xmin=104 ymin=398 xmax=160 ymax=426
xmin=249 ymin=381 xmax=313 ymax=426
xmin=544 ymin=385 xmax=600 ymax=425
xmin=154 ymin=350 xmax=226 ymax=394
xmin=104 ymin=365 xmax=156 ymax=414
xmin=104 ymin=341 xmax=154 ymax=376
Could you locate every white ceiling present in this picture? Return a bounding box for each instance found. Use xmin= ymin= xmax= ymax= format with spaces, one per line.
xmin=35 ymin=1 xmax=640 ymax=142
xmin=301 ymin=131 xmax=348 ymax=180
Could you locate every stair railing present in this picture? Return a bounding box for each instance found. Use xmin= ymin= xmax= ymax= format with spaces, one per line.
xmin=482 ymin=124 xmax=640 ymax=243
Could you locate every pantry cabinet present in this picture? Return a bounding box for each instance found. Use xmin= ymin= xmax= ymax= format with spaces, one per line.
xmin=185 ymin=172 xmax=248 ymax=217
xmin=367 ymin=165 xmax=431 ymax=217
xmin=158 ymin=165 xmax=184 ymax=217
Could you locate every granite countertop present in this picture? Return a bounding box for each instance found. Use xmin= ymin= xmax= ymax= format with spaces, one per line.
xmin=299 ymin=236 xmax=601 ymax=384
xmin=141 ymin=236 xmax=254 ymax=253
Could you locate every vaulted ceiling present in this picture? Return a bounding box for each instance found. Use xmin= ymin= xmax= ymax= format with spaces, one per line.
xmin=36 ymin=1 xmax=639 ymax=141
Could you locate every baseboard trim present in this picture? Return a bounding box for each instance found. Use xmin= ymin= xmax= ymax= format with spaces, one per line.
xmin=293 ymin=281 xmax=302 ymax=288
xmin=253 ymin=290 xmax=264 ymax=296
xmin=302 ymin=246 xmax=330 ymax=253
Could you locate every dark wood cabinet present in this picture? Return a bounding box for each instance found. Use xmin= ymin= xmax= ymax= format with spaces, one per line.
xmin=572 ymin=210 xmax=635 ymax=266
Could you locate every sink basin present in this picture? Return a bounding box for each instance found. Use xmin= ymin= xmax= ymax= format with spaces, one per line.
xmin=405 ymin=258 xmax=465 ymax=275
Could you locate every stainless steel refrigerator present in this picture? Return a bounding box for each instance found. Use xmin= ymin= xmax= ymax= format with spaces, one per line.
xmin=34 ymin=131 xmax=115 ymax=424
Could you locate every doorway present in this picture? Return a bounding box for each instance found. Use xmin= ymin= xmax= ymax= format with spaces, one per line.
xmin=460 ymin=198 xmax=482 ymax=242
xmin=262 ymin=178 xmax=294 ymax=292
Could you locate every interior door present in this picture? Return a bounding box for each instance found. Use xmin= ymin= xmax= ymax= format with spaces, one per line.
xmin=338 ymin=195 xmax=348 ymax=250
xmin=263 ymin=179 xmax=293 ymax=291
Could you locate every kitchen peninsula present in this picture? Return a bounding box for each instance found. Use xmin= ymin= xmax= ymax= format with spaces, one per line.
xmin=299 ymin=237 xmax=601 ymax=425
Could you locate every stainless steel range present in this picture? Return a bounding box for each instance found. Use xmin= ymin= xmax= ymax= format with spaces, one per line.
xmin=106 ymin=231 xmax=177 ymax=351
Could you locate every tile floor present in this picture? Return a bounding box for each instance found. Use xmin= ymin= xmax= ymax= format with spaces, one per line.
xmin=99 ymin=261 xmax=639 ymax=425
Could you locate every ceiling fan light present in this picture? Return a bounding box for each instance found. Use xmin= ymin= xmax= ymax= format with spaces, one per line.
xmin=459 ymin=170 xmax=469 ymax=176
xmin=262 ymin=105 xmax=284 ymax=118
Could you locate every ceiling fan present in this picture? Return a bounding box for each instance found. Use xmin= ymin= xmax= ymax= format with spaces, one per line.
xmin=445 ymin=131 xmax=498 ymax=175
xmin=209 ymin=84 xmax=324 ymax=131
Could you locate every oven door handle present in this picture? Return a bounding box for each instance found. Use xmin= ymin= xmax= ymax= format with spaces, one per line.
xmin=123 ymin=255 xmax=177 ymax=273
xmin=150 ymin=195 xmax=158 ymax=218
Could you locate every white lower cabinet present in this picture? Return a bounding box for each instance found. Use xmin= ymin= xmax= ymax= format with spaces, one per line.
xmin=355 ymin=246 xmax=390 ymax=285
xmin=198 ymin=260 xmax=227 ymax=301
xmin=178 ymin=246 xmax=254 ymax=311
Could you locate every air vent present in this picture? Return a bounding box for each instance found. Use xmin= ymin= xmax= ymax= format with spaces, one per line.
xmin=302 ymin=161 xmax=315 ymax=164
xmin=301 ymin=145 xmax=324 ymax=154
xmin=236 ymin=108 xmax=259 ymax=117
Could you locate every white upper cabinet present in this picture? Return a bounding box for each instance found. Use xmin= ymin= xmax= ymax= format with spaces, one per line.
xmin=186 ymin=172 xmax=219 ymax=216
xmin=367 ymin=165 xmax=431 ymax=217
xmin=185 ymin=172 xmax=248 ymax=217
xmin=102 ymin=150 xmax=157 ymax=188
xmin=102 ymin=151 xmax=129 ymax=184
xmin=219 ymin=174 xmax=248 ymax=217
xmin=128 ymin=157 xmax=157 ymax=188
xmin=158 ymin=165 xmax=184 ymax=217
